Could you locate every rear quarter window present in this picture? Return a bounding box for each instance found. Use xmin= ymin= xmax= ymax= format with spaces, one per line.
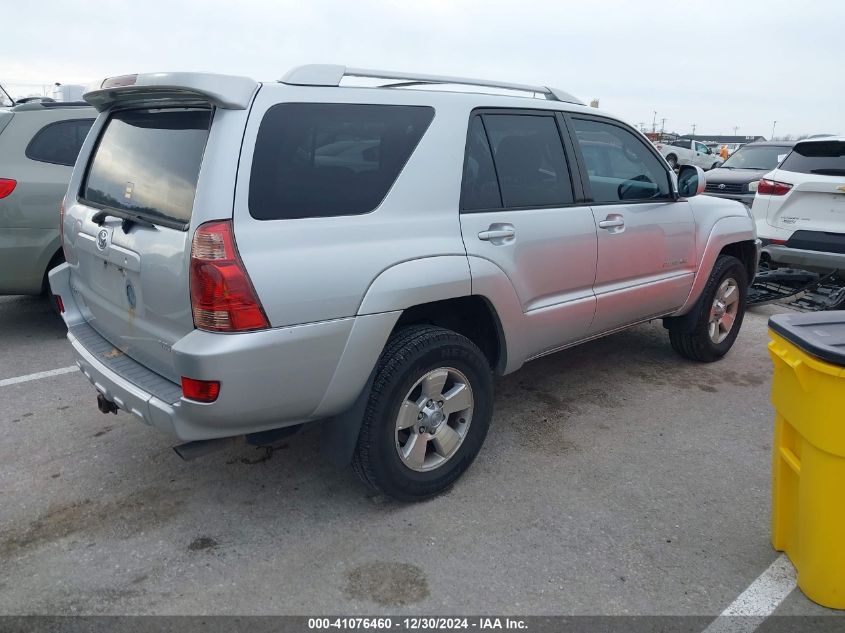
xmin=780 ymin=141 xmax=845 ymax=176
xmin=26 ymin=118 xmax=94 ymax=166
xmin=248 ymin=103 xmax=434 ymax=220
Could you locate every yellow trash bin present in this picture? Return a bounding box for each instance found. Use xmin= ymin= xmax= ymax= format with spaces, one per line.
xmin=768 ymin=312 xmax=845 ymax=609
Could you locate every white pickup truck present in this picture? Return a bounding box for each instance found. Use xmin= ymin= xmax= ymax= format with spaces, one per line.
xmin=655 ymin=138 xmax=724 ymax=171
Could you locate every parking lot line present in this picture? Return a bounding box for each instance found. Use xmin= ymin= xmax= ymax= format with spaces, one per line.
xmin=0 ymin=365 xmax=78 ymax=387
xmin=702 ymin=554 xmax=797 ymax=633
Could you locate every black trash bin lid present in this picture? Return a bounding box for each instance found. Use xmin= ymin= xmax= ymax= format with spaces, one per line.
xmin=769 ymin=312 xmax=845 ymax=367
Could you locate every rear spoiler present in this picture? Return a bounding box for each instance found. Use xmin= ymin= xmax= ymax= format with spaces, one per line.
xmin=83 ymin=72 xmax=259 ymax=111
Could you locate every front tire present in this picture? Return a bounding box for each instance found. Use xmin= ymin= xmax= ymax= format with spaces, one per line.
xmin=666 ymin=154 xmax=678 ymax=169
xmin=669 ymin=255 xmax=748 ymax=362
xmin=352 ymin=325 xmax=493 ymax=501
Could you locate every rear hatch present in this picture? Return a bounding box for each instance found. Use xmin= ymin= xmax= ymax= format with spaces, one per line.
xmin=767 ymin=140 xmax=845 ymax=233
xmin=67 ymin=107 xmax=212 ymax=383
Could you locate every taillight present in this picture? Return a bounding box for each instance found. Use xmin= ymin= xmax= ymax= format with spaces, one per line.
xmin=181 ymin=377 xmax=220 ymax=403
xmin=189 ymin=220 xmax=269 ymax=332
xmin=757 ymin=178 xmax=792 ymax=196
xmin=54 ymin=295 xmax=65 ymax=313
xmin=0 ymin=178 xmax=16 ymax=199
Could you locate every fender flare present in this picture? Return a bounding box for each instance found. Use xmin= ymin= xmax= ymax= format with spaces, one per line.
xmin=666 ymin=216 xmax=755 ymax=329
xmin=319 ymin=256 xmax=472 ymax=466
xmin=356 ymin=255 xmax=472 ymax=315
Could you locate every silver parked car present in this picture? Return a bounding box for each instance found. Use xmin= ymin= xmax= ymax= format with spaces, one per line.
xmin=51 ymin=66 xmax=758 ymax=500
xmin=0 ymin=101 xmax=95 ymax=295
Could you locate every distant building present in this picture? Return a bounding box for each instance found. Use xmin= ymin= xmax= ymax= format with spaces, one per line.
xmin=683 ymin=135 xmax=766 ymax=144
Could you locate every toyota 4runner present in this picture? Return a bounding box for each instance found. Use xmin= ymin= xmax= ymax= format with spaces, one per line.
xmin=51 ymin=66 xmax=759 ymax=500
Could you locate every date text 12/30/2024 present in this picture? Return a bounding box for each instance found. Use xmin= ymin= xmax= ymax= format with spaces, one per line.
xmin=308 ymin=618 xmax=528 ymax=630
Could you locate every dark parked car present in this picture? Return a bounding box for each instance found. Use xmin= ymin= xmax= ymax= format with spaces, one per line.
xmin=703 ymin=141 xmax=794 ymax=206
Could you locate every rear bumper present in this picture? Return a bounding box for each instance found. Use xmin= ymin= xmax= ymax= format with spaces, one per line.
xmin=764 ymin=245 xmax=845 ymax=273
xmin=49 ymin=263 xmax=399 ymax=442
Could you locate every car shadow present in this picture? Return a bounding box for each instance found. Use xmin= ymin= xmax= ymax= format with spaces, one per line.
xmin=0 ymin=294 xmax=67 ymax=342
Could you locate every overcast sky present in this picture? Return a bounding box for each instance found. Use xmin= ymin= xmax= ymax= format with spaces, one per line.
xmin=5 ymin=0 xmax=842 ymax=138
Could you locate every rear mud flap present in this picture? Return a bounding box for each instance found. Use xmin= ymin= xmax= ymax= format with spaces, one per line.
xmin=320 ymin=367 xmax=377 ymax=467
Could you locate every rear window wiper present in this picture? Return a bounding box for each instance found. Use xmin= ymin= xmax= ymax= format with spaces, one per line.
xmin=92 ymin=209 xmax=157 ymax=232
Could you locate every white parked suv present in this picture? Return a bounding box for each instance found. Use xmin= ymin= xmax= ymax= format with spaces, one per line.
xmin=752 ymin=137 xmax=845 ymax=305
xmin=51 ymin=66 xmax=758 ymax=500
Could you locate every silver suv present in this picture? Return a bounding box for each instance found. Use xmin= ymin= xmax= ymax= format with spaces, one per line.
xmin=51 ymin=66 xmax=758 ymax=500
xmin=0 ymin=101 xmax=95 ymax=295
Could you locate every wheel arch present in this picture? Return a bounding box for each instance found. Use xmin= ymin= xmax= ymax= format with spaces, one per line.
xmin=718 ymin=240 xmax=757 ymax=284
xmin=392 ymin=294 xmax=507 ymax=375
xmin=675 ymin=216 xmax=757 ymax=316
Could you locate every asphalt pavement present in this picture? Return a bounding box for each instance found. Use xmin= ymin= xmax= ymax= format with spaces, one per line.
xmin=0 ymin=294 xmax=842 ymax=619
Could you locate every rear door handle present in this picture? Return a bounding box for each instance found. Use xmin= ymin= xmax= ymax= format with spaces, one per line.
xmin=478 ymin=229 xmax=515 ymax=240
xmin=478 ymin=225 xmax=516 ymax=243
xmin=598 ymin=215 xmax=625 ymax=231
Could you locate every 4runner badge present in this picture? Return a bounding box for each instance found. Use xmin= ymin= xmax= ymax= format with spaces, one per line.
xmin=96 ymin=229 xmax=109 ymax=251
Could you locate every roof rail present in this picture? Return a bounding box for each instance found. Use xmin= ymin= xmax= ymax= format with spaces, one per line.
xmin=280 ymin=64 xmax=583 ymax=105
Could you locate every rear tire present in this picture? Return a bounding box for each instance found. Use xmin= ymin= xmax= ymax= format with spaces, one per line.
xmin=352 ymin=325 xmax=493 ymax=501
xmin=669 ymin=255 xmax=748 ymax=362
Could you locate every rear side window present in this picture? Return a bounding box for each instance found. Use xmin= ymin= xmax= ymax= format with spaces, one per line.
xmin=780 ymin=141 xmax=845 ymax=176
xmin=81 ymin=108 xmax=212 ymax=228
xmin=249 ymin=103 xmax=434 ymax=220
xmin=482 ymin=114 xmax=574 ymax=208
xmin=571 ymin=118 xmax=671 ymax=203
xmin=26 ymin=118 xmax=94 ymax=166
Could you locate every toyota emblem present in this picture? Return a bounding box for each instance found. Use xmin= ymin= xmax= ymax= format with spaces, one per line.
xmin=718 ymin=183 xmax=726 ymax=190
xmin=96 ymin=229 xmax=109 ymax=251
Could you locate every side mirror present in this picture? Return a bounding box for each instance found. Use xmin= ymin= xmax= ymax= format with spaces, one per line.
xmin=678 ymin=165 xmax=706 ymax=197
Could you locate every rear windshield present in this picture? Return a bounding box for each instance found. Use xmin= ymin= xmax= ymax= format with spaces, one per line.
xmin=249 ymin=103 xmax=434 ymax=220
xmin=81 ymin=108 xmax=212 ymax=228
xmin=720 ymin=145 xmax=790 ymax=170
xmin=780 ymin=141 xmax=845 ymax=176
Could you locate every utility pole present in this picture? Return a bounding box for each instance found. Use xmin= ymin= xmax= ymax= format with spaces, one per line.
xmin=771 ymin=120 xmax=778 ymax=140
xmin=733 ymin=126 xmax=739 ymax=136
xmin=652 ymin=111 xmax=657 ymax=134
xmin=691 ymin=123 xmax=697 ymax=136
xmin=660 ymin=118 xmax=666 ymax=137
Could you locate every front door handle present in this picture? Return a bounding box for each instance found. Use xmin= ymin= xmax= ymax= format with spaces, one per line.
xmin=598 ymin=214 xmax=625 ymax=231
xmin=478 ymin=224 xmax=516 ymax=243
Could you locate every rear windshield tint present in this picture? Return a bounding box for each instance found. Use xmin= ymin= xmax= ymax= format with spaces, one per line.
xmin=249 ymin=103 xmax=434 ymax=220
xmin=81 ymin=108 xmax=212 ymax=228
xmin=780 ymin=141 xmax=845 ymax=176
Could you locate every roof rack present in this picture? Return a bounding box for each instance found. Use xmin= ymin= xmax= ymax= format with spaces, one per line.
xmin=280 ymin=64 xmax=583 ymax=105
